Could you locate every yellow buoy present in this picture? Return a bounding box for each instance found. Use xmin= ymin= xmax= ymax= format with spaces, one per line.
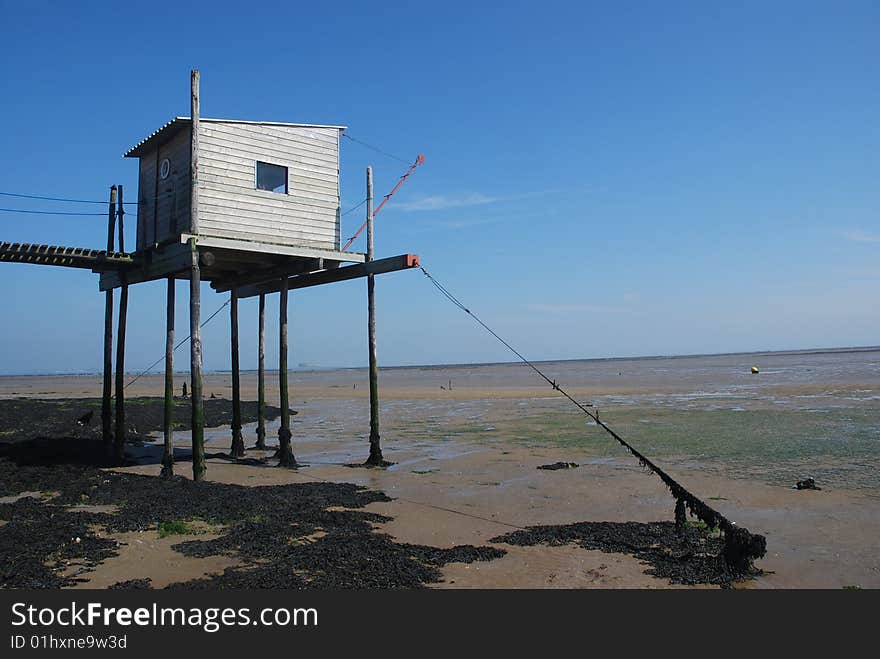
xmin=751 ymin=366 xmax=759 ymax=374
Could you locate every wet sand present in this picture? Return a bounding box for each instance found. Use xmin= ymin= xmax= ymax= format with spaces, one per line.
xmin=3 ymin=374 xmax=878 ymax=405
xmin=86 ymin=422 xmax=878 ymax=589
xmin=68 ymin=529 xmax=242 ymax=590
xmin=3 ymin=347 xmax=878 ymax=406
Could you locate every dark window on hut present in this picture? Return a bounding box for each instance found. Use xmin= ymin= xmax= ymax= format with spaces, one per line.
xmin=256 ymin=161 xmax=288 ymax=194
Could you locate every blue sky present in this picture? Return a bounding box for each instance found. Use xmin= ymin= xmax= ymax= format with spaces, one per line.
xmin=0 ymin=1 xmax=877 ymax=374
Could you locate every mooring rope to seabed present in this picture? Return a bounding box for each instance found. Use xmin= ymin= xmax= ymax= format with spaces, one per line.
xmin=418 ymin=265 xmax=767 ymax=573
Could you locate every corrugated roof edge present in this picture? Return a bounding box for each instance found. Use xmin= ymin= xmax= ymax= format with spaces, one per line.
xmin=123 ymin=117 xmax=348 ymax=158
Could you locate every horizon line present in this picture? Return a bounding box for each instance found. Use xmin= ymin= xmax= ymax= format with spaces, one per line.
xmin=1 ymin=344 xmax=878 ymax=378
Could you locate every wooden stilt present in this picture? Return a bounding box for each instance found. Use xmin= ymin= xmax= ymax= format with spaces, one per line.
xmin=189 ymin=240 xmax=205 ymax=481
xmin=113 ymin=186 xmax=127 ymax=464
xmin=102 ymin=290 xmax=114 ymax=446
xmin=189 ymin=69 xmax=206 ymax=481
xmin=114 ymin=282 xmax=128 ymax=463
xmin=102 ymin=185 xmax=116 ymax=449
xmin=230 ymin=288 xmax=244 ymax=458
xmin=277 ymin=276 xmax=297 ymax=467
xmin=255 ymin=292 xmax=267 ymax=449
xmin=365 ymin=167 xmax=383 ymax=466
xmin=161 ymin=276 xmax=175 ymax=478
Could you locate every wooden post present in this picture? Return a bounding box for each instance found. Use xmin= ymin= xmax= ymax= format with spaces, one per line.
xmin=365 ymin=167 xmax=383 ymax=466
xmin=255 ymin=293 xmax=267 ymax=449
xmin=113 ymin=185 xmax=127 ymax=464
xmin=190 ymin=70 xmax=200 ymax=234
xmin=106 ymin=185 xmax=116 ymax=251
xmin=161 ymin=277 xmax=175 ymax=478
xmin=189 ymin=69 xmax=206 ymax=481
xmin=189 ymin=241 xmax=205 ymax=481
xmin=117 ymin=184 xmax=125 ymax=253
xmin=229 ymin=288 xmax=244 ymax=458
xmin=114 ymin=287 xmax=128 ymax=462
xmin=277 ymin=277 xmax=297 ymax=467
xmin=102 ymin=185 xmax=116 ymax=449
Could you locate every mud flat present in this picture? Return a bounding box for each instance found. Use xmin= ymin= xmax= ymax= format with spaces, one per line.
xmin=0 ymin=396 xmax=281 ymax=446
xmin=1 ymin=347 xmax=878 ymax=589
xmin=5 ymin=413 xmax=874 ymax=588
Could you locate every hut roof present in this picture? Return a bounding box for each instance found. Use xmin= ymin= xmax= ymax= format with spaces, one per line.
xmin=123 ymin=117 xmax=347 ymax=158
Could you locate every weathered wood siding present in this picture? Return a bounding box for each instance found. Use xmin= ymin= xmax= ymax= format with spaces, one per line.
xmin=136 ymin=128 xmax=192 ymax=250
xmin=198 ymin=121 xmax=341 ymax=250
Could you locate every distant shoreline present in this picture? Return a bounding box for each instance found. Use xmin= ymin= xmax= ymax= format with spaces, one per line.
xmin=1 ymin=344 xmax=878 ymax=378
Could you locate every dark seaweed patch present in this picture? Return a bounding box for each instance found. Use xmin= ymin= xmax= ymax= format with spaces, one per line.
xmin=169 ymin=533 xmax=504 ymax=590
xmin=537 ymin=462 xmax=579 ymax=470
xmin=492 ymin=520 xmax=762 ymax=587
xmin=109 ymin=578 xmax=153 ymax=589
xmin=0 ymin=497 xmax=117 ymax=588
xmin=0 ymin=397 xmax=282 ymax=446
xmin=0 ymin=437 xmax=504 ymax=589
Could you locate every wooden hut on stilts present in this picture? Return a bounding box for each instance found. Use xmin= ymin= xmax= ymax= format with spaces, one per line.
xmin=0 ymin=70 xmax=420 ymax=480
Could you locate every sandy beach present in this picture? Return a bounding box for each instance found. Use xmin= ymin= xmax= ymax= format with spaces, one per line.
xmin=1 ymin=349 xmax=878 ymax=589
xmin=95 ymin=438 xmax=880 ymax=589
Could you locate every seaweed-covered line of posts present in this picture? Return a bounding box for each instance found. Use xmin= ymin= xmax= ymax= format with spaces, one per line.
xmin=610 ymin=423 xmax=767 ymax=571
xmin=418 ymin=266 xmax=768 ymax=573
xmin=0 ymin=70 xmax=421 ymax=480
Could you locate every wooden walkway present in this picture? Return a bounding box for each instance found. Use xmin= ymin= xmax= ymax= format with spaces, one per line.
xmin=0 ymin=242 xmax=133 ymax=271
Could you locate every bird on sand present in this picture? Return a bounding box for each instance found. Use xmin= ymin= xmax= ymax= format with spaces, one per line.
xmin=75 ymin=410 xmax=94 ymax=426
